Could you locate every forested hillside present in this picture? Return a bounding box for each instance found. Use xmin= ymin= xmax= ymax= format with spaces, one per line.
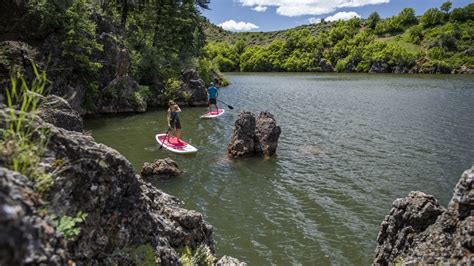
xmin=204 ymin=2 xmax=474 ymax=74
xmin=0 ymin=0 xmax=221 ymax=113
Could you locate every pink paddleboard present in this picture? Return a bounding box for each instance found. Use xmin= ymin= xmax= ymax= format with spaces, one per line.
xmin=200 ymin=109 xmax=225 ymax=119
xmin=156 ymin=134 xmax=198 ymax=154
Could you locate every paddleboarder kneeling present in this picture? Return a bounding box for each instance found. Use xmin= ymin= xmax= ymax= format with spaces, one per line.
xmin=207 ymin=82 xmax=219 ymax=113
xmin=167 ymin=100 xmax=182 ymax=141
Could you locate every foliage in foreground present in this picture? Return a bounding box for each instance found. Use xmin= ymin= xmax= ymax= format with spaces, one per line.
xmin=50 ymin=211 xmax=88 ymax=240
xmin=204 ymin=2 xmax=473 ymax=73
xmin=0 ymin=64 xmax=53 ymax=194
xmin=178 ymin=245 xmax=215 ymax=266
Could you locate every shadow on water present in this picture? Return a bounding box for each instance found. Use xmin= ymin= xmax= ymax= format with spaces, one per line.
xmin=85 ymin=73 xmax=474 ymax=265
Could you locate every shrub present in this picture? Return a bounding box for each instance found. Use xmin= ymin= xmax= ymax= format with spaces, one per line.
xmin=162 ymin=77 xmax=182 ymax=102
xmin=420 ymin=8 xmax=444 ymax=28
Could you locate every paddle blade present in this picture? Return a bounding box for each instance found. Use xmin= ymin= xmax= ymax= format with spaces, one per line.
xmin=228 ymin=105 xmax=234 ymax=110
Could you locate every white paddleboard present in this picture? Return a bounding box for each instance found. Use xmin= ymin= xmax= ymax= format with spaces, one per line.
xmin=200 ymin=109 xmax=225 ymax=119
xmin=156 ymin=134 xmax=198 ymax=154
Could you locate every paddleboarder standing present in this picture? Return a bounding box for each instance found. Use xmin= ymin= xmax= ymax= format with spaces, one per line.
xmin=207 ymin=82 xmax=219 ymax=114
xmin=167 ymin=100 xmax=182 ymax=141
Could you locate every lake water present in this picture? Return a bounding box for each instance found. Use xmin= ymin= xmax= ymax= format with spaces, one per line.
xmin=85 ymin=73 xmax=474 ymax=265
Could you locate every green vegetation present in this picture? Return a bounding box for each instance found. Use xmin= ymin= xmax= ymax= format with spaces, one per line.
xmin=204 ymin=2 xmax=473 ymax=73
xmin=178 ymin=245 xmax=215 ymax=266
xmin=162 ymin=77 xmax=183 ymax=102
xmin=0 ymin=64 xmax=53 ymax=194
xmin=8 ymin=0 xmax=215 ymax=106
xmin=51 ymin=211 xmax=88 ymax=240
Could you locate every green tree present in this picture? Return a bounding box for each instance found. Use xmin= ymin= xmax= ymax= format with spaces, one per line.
xmin=367 ymin=12 xmax=381 ymax=30
xmin=420 ymin=8 xmax=444 ymax=28
xmin=440 ymin=1 xmax=452 ymax=13
xmin=398 ymin=8 xmax=418 ymax=26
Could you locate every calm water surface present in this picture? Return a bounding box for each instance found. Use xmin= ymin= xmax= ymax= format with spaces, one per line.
xmin=85 ymin=73 xmax=474 ymax=265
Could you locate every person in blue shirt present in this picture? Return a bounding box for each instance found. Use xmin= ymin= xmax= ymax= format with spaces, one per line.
xmin=207 ymin=82 xmax=219 ymax=114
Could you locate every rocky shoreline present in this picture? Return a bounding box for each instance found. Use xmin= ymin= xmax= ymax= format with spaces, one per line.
xmin=373 ymin=167 xmax=473 ymax=264
xmin=0 ymin=97 xmax=245 ymax=265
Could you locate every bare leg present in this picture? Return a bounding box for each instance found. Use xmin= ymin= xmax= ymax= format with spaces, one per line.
xmin=176 ymin=129 xmax=182 ymax=141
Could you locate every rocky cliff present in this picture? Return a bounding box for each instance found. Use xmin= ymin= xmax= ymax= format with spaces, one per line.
xmin=374 ymin=167 xmax=474 ymax=265
xmin=0 ymin=96 xmax=247 ymax=264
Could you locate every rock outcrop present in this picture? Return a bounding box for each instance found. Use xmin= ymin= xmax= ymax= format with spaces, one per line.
xmin=141 ymin=158 xmax=183 ymax=179
xmin=37 ymin=95 xmax=83 ymax=132
xmin=92 ymin=75 xmax=146 ymax=114
xmin=178 ymin=69 xmax=209 ymax=107
xmin=227 ymin=111 xmax=281 ymax=158
xmin=374 ymin=167 xmax=474 ymax=265
xmin=255 ymin=112 xmax=281 ymax=157
xmin=318 ymin=59 xmax=334 ymax=72
xmin=227 ymin=112 xmax=256 ymax=158
xmin=216 ymin=255 xmax=247 ymax=266
xmin=0 ymin=168 xmax=67 ymax=265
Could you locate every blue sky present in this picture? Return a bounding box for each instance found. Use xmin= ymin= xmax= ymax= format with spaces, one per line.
xmin=202 ymin=0 xmax=472 ymax=32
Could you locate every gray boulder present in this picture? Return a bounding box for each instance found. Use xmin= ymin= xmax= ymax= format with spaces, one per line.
xmin=227 ymin=111 xmax=280 ymax=158
xmin=37 ymin=94 xmax=83 ymax=132
xmin=369 ymin=61 xmax=390 ymax=73
xmin=141 ymin=158 xmax=183 ymax=179
xmin=255 ymin=112 xmax=281 ymax=157
xmin=227 ymin=112 xmax=256 ymax=158
xmin=216 ymin=255 xmax=247 ymax=266
xmin=318 ymin=59 xmax=334 ymax=72
xmin=0 ymin=168 xmax=67 ymax=265
xmin=374 ymin=167 xmax=474 ymax=265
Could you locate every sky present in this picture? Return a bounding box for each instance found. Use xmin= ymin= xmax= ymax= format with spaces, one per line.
xmin=202 ymin=0 xmax=473 ymax=32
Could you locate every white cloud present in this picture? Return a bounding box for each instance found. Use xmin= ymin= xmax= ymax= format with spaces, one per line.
xmin=238 ymin=0 xmax=389 ymax=17
xmin=308 ymin=17 xmax=321 ymax=24
xmin=325 ymin=11 xmax=361 ymax=22
xmin=252 ymin=5 xmax=268 ymax=12
xmin=218 ymin=20 xmax=259 ymax=31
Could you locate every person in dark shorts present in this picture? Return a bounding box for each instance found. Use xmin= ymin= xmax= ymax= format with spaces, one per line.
xmin=167 ymin=100 xmax=182 ymax=141
xmin=207 ymin=82 xmax=219 ymax=113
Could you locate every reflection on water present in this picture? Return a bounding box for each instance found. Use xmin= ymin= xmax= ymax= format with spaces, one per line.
xmin=85 ymin=73 xmax=474 ymax=265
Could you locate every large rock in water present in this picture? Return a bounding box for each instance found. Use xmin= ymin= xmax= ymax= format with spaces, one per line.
xmin=0 ymin=168 xmax=67 ymax=265
xmin=227 ymin=112 xmax=256 ymax=158
xmin=255 ymin=112 xmax=281 ymax=157
xmin=141 ymin=158 xmax=183 ymax=179
xmin=37 ymin=94 xmax=83 ymax=132
xmin=227 ymin=111 xmax=280 ymax=158
xmin=373 ymin=167 xmax=474 ymax=265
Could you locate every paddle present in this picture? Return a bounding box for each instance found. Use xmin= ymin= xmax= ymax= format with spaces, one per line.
xmin=217 ymin=99 xmax=234 ymax=110
xmin=159 ymin=128 xmax=171 ymax=150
